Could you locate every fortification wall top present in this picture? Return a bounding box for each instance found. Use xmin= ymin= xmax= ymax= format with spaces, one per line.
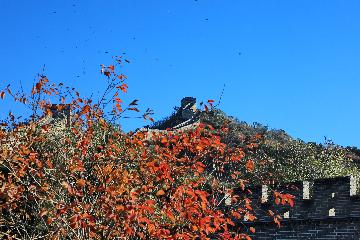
xmin=227 ymin=176 xmax=360 ymax=223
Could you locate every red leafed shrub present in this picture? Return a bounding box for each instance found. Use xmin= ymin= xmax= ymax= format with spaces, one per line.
xmin=0 ymin=58 xmax=293 ymax=239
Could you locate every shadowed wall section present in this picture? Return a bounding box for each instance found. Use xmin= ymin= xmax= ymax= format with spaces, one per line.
xmin=231 ymin=176 xmax=360 ymax=239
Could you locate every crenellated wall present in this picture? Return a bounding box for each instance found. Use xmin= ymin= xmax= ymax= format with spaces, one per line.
xmin=231 ymin=176 xmax=360 ymax=239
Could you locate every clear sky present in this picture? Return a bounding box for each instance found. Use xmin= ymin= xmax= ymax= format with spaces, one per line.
xmin=1 ymin=1 xmax=359 ymax=147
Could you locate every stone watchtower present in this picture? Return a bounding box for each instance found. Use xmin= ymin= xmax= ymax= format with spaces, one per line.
xmin=45 ymin=104 xmax=71 ymax=128
xmin=180 ymin=97 xmax=197 ymax=120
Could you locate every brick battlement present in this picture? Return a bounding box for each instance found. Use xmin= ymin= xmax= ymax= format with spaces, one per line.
xmin=232 ymin=176 xmax=360 ymax=239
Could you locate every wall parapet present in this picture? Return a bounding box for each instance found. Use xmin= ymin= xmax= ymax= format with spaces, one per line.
xmin=232 ymin=176 xmax=360 ymax=239
xmin=234 ymin=176 xmax=360 ymax=223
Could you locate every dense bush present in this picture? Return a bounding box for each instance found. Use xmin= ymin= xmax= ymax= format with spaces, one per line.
xmin=0 ymin=62 xmax=294 ymax=239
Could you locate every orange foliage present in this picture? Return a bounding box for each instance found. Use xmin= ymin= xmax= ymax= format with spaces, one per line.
xmin=0 ymin=57 xmax=292 ymax=239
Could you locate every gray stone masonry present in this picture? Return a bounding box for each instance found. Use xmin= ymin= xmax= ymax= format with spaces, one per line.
xmin=231 ymin=176 xmax=360 ymax=239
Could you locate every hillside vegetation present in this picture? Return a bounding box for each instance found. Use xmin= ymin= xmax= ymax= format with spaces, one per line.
xmin=200 ymin=109 xmax=360 ymax=183
xmin=2 ymin=66 xmax=294 ymax=239
xmin=150 ymin=107 xmax=360 ymax=184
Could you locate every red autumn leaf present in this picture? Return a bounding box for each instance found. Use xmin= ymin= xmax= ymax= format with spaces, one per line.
xmin=245 ymin=159 xmax=254 ymax=172
xmin=76 ymin=179 xmax=86 ymax=187
xmin=116 ymin=83 xmax=128 ymax=93
xmin=207 ymin=99 xmax=214 ymax=107
xmin=29 ymin=152 xmax=37 ymax=161
xmin=226 ymin=218 xmax=235 ymax=226
xmin=249 ymin=227 xmax=256 ymax=233
xmin=124 ymin=224 xmax=133 ymax=235
xmin=46 ymin=218 xmax=53 ymax=225
xmin=116 ymin=103 xmax=122 ymax=112
xmin=161 ymin=137 xmax=168 ymax=144
xmin=35 ymin=82 xmax=42 ymax=91
xmin=196 ymin=145 xmax=203 ymax=151
xmin=69 ymin=214 xmax=79 ymax=229
xmin=232 ymin=211 xmax=242 ymax=219
xmin=156 ymin=189 xmax=165 ymax=196
xmin=166 ymin=209 xmax=175 ymax=221
xmin=0 ymin=92 xmax=5 ymax=99
xmin=81 ymin=105 xmax=91 ymax=114
xmin=108 ymin=65 xmax=115 ymax=71
xmin=195 ymin=161 xmax=205 ymax=173
xmin=115 ymin=205 xmax=124 ymax=211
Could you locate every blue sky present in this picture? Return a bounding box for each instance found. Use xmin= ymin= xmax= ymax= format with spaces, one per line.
xmin=0 ymin=1 xmax=359 ymax=147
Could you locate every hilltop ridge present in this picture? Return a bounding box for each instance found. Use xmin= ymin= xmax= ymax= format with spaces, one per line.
xmin=147 ymin=97 xmax=360 ymax=183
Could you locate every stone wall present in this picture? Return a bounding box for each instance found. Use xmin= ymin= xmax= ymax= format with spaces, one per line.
xmin=234 ymin=176 xmax=360 ymax=239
